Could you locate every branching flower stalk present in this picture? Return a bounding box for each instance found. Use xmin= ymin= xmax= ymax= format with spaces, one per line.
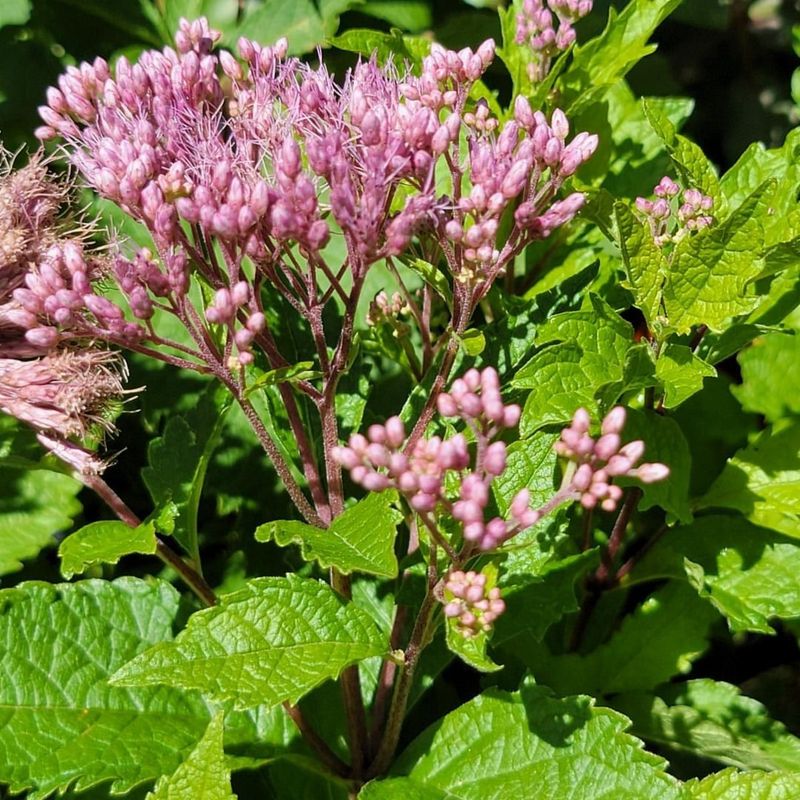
xmin=23 ymin=15 xmax=608 ymax=783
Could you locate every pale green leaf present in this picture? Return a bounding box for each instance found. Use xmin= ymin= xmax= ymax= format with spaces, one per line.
xmin=0 ymin=0 xmax=30 ymax=27
xmin=633 ymin=515 xmax=800 ymax=633
xmin=562 ymin=0 xmax=683 ymax=112
xmin=142 ymin=385 xmax=231 ymax=561
xmin=656 ymin=343 xmax=717 ymax=408
xmin=331 ymin=28 xmax=430 ymax=66
xmin=616 ymin=679 xmax=800 ymax=772
xmin=59 ymin=520 xmax=158 ymax=579
xmin=458 ymin=329 xmax=485 ymax=357
xmin=734 ymin=334 xmax=800 ymax=423
xmin=0 ymin=578 xmax=211 ymax=799
xmin=445 ymin=622 xmax=500 ymax=674
xmin=700 ymin=422 xmax=800 ymax=538
xmin=147 ymin=715 xmax=234 ymax=800
xmin=513 ymin=295 xmax=635 ymax=433
xmin=687 ymin=768 xmax=800 ymax=799
xmin=255 ymin=493 xmax=401 ymax=578
xmin=112 ymin=575 xmax=388 ymax=709
xmin=664 ymin=184 xmax=771 ymax=334
xmin=360 ymin=684 xmax=683 ymax=800
xmin=521 ymin=582 xmax=716 ymax=696
xmin=0 ymin=466 xmax=81 ymax=577
xmin=359 ymin=2 xmax=431 ymax=32
xmin=643 ymin=99 xmax=721 ymax=202
xmin=615 ymin=201 xmax=668 ymax=326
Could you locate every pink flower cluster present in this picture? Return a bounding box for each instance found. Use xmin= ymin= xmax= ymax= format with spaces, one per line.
xmin=635 ymin=176 xmax=714 ymax=246
xmin=555 ymin=407 xmax=670 ymax=511
xmin=516 ymin=0 xmax=593 ymax=82
xmin=334 ymin=367 xmax=539 ymax=551
xmin=443 ymin=570 xmax=506 ymax=637
xmin=30 ymin=18 xmax=597 ymax=367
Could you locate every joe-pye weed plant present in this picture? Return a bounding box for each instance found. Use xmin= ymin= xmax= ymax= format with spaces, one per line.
xmin=1 ymin=0 xmax=800 ymax=797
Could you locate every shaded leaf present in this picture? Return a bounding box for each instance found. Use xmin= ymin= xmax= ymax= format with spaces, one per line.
xmin=656 ymin=343 xmax=717 ymax=408
xmin=112 ymin=576 xmax=388 ymax=710
xmin=734 ymin=334 xmax=800 ymax=423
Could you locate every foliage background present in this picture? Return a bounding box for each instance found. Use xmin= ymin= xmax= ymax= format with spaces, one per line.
xmin=2 ymin=0 xmax=800 ymax=797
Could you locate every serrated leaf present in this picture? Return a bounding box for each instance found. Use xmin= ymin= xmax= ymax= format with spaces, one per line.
xmin=513 ymin=295 xmax=635 ymax=433
xmin=0 ymin=578 xmax=211 ymax=799
xmin=643 ymin=99 xmax=721 ymax=202
xmin=655 ymin=343 xmax=717 ymax=407
xmin=687 ymin=768 xmax=800 ymax=799
xmin=521 ymin=582 xmax=716 ymax=696
xmin=618 ymin=408 xmax=692 ymax=522
xmin=147 ymin=715 xmax=234 ymax=800
xmin=734 ymin=334 xmax=800 ymax=423
xmin=616 ymin=679 xmax=800 ymax=773
xmin=59 ymin=519 xmax=158 ymax=579
xmin=142 ymin=384 xmax=231 ymax=561
xmin=664 ymin=184 xmax=770 ymax=334
xmin=112 ymin=575 xmax=388 ymax=709
xmin=615 ymin=201 xmax=668 ymax=326
xmin=255 ymin=493 xmax=401 ymax=578
xmin=699 ymin=422 xmax=800 ymax=538
xmin=561 ymin=0 xmax=683 ymax=112
xmin=492 ymin=433 xmax=558 ymax=514
xmin=0 ymin=465 xmax=82 ymax=577
xmin=633 ymin=515 xmax=800 ymax=633
xmin=360 ymin=683 xmax=683 ymax=800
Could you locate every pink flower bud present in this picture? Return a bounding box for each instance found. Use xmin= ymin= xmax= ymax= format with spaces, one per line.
xmin=635 ymin=463 xmax=670 ymax=483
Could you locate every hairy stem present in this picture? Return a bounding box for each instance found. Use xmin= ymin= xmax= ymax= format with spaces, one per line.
xmin=283 ymin=702 xmax=350 ymax=778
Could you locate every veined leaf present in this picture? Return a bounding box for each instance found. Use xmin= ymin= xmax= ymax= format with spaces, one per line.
xmin=519 ymin=582 xmax=716 ymax=696
xmin=142 ymin=384 xmax=232 ymax=562
xmin=0 ymin=465 xmax=81 ymax=577
xmin=687 ymin=768 xmax=800 ymax=799
xmin=699 ymin=422 xmax=800 ymax=538
xmin=256 ymin=492 xmax=401 ymax=578
xmin=633 ymin=515 xmax=800 ymax=634
xmin=59 ymin=519 xmax=158 ymax=579
xmin=360 ymin=684 xmax=683 ymax=799
xmin=0 ymin=578 xmax=211 ymax=799
xmin=734 ymin=334 xmax=800 ymax=423
xmin=655 ymin=343 xmax=717 ymax=408
xmin=616 ymin=679 xmax=800 ymax=772
xmin=147 ymin=715 xmax=234 ymax=800
xmin=331 ymin=28 xmax=430 ymax=66
xmin=112 ymin=575 xmax=388 ymax=709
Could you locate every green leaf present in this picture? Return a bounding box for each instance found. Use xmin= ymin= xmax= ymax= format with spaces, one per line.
xmin=521 ymin=582 xmax=716 ymax=696
xmin=643 ymin=99 xmax=721 ymax=202
xmin=615 ymin=201 xmax=668 ymax=326
xmin=492 ymin=433 xmax=558 ymax=514
xmin=0 ymin=0 xmax=30 ymax=27
xmin=255 ymin=493 xmax=401 ymax=578
xmin=562 ymin=0 xmax=683 ymax=112
xmin=0 ymin=578 xmax=211 ymax=798
xmin=359 ymin=2 xmax=432 ymax=32
xmin=360 ymin=684 xmax=683 ymax=800
xmin=112 ymin=575 xmax=388 ymax=709
xmin=633 ymin=515 xmax=800 ymax=633
xmin=615 ymin=679 xmax=800 ymax=773
xmin=513 ymin=295 xmax=635 ymax=433
xmin=664 ymin=183 xmax=771 ymax=334
xmin=699 ymin=422 xmax=800 ymax=538
xmin=147 ymin=715 xmax=234 ymax=800
xmin=59 ymin=519 xmax=158 ymax=579
xmin=618 ymin=408 xmax=693 ymax=522
xmin=494 ymin=550 xmax=598 ymax=649
xmin=457 ymin=328 xmax=486 ymax=357
xmin=403 ymin=258 xmax=452 ymax=310
xmin=734 ymin=334 xmax=800 ymax=423
xmin=687 ymin=768 xmax=800 ymax=799
xmin=0 ymin=465 xmax=82 ymax=577
xmin=655 ymin=343 xmax=717 ymax=408
xmin=245 ymin=362 xmax=322 ymax=396
xmin=331 ymin=28 xmax=430 ymax=66
xmin=142 ymin=384 xmax=232 ymax=561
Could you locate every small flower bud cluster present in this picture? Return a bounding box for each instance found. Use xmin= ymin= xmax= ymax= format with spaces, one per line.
xmin=635 ymin=176 xmax=714 ymax=246
xmin=204 ymin=281 xmax=266 ymax=367
xmin=516 ymin=0 xmax=593 ymax=82
xmin=556 ymin=407 xmax=670 ymax=511
xmin=443 ymin=570 xmax=506 ymax=637
xmin=366 ymin=291 xmax=409 ymax=328
xmin=335 ymin=367 xmax=544 ymax=552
